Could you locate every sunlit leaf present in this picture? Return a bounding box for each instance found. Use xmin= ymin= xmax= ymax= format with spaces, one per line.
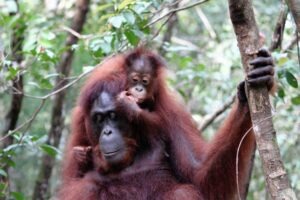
xmin=133 ymin=2 xmax=152 ymax=14
xmin=118 ymin=0 xmax=135 ymax=10
xmin=71 ymin=44 xmax=79 ymax=50
xmin=97 ymin=3 xmax=114 ymax=12
xmin=41 ymin=32 xmax=56 ymax=41
xmin=0 ymin=169 xmax=7 ymax=178
xmin=40 ymin=144 xmax=59 ymax=158
xmin=23 ymin=35 xmax=37 ymax=52
xmin=109 ymin=15 xmax=125 ymax=28
xmin=123 ymin=11 xmax=135 ymax=24
xmin=277 ymin=56 xmax=288 ymax=67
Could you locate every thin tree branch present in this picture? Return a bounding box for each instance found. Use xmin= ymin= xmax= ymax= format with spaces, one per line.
xmin=60 ymin=25 xmax=92 ymax=40
xmin=195 ymin=7 xmax=217 ymax=40
xmin=198 ymin=95 xmax=235 ymax=132
xmin=146 ymin=0 xmax=209 ymax=27
xmin=150 ymin=13 xmax=175 ymax=41
xmin=282 ymin=33 xmax=298 ymax=52
xmin=270 ymin=0 xmax=288 ymax=51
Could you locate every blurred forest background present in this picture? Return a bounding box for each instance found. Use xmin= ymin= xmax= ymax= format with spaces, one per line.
xmin=0 ymin=0 xmax=299 ymax=199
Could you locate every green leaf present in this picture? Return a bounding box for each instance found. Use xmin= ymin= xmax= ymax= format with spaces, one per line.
xmin=124 ymin=29 xmax=139 ymax=46
xmin=277 ymin=69 xmax=285 ymax=79
xmin=40 ymin=144 xmax=59 ymax=157
xmin=291 ymin=95 xmax=300 ymax=105
xmin=41 ymin=32 xmax=56 ymax=40
xmin=0 ymin=169 xmax=7 ymax=177
xmin=100 ymin=42 xmax=111 ymax=54
xmin=109 ymin=15 xmax=125 ymax=28
xmin=71 ymin=44 xmax=79 ymax=50
xmin=23 ymin=34 xmax=37 ymax=52
xmin=40 ymin=78 xmax=53 ymax=89
xmin=138 ymin=19 xmax=150 ymax=34
xmin=97 ymin=3 xmax=113 ymax=12
xmin=0 ymin=182 xmax=6 ymax=192
xmin=133 ymin=2 xmax=152 ymax=14
xmin=196 ymin=63 xmax=206 ymax=71
xmin=6 ymin=66 xmax=18 ymax=80
xmin=118 ymin=0 xmax=135 ymax=10
xmin=1 ymin=156 xmax=15 ymax=167
xmin=11 ymin=192 xmax=25 ymax=200
xmin=123 ymin=11 xmax=135 ymax=24
xmin=277 ymin=87 xmax=285 ymax=99
xmin=285 ymin=70 xmax=298 ymax=88
xmin=277 ymin=56 xmax=288 ymax=67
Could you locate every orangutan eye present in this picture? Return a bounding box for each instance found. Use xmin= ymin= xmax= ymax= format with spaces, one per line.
xmin=142 ymin=79 xmax=149 ymax=85
xmin=94 ymin=113 xmax=103 ymax=123
xmin=132 ymin=77 xmax=139 ymax=83
xmin=109 ymin=111 xmax=117 ymax=120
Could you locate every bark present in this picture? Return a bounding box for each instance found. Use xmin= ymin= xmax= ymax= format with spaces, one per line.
xmin=286 ymin=0 xmax=300 ymax=32
xmin=32 ymin=0 xmax=90 ymax=199
xmin=228 ymin=0 xmax=297 ymax=199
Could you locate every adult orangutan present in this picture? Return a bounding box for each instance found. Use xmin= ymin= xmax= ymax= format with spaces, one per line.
xmin=59 ymin=48 xmax=275 ymax=199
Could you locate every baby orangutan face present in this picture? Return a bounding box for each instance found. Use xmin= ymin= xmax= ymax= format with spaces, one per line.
xmin=126 ymin=56 xmax=157 ymax=104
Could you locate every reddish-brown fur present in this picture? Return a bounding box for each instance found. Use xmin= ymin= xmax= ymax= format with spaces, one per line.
xmin=59 ymin=49 xmax=256 ymax=200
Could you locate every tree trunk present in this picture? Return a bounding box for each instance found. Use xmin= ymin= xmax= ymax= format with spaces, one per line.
xmin=0 ymin=0 xmax=25 ymax=185
xmin=32 ymin=0 xmax=90 ymax=199
xmin=228 ymin=0 xmax=297 ymax=199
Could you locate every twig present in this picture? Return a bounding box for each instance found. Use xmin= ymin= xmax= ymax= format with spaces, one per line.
xmin=60 ymin=25 xmax=92 ymax=40
xmin=195 ymin=7 xmax=217 ymax=39
xmin=199 ymin=95 xmax=235 ymax=131
xmin=146 ymin=0 xmax=209 ymax=27
xmin=150 ymin=13 xmax=175 ymax=41
xmin=151 ymin=0 xmax=182 ymax=16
